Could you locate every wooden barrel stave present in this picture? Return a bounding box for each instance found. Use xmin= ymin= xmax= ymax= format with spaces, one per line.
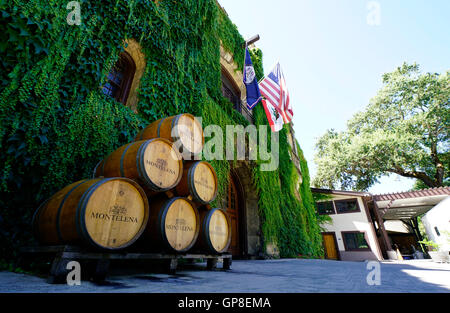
xmin=144 ymin=196 xmax=200 ymax=253
xmin=175 ymin=161 xmax=218 ymax=204
xmin=101 ymin=143 xmax=134 ymax=179
xmin=135 ymin=114 xmax=204 ymax=156
xmin=33 ymin=178 xmax=149 ymax=250
xmin=96 ymin=139 xmax=183 ymax=193
xmin=32 ymin=180 xmax=90 ymax=245
xmin=58 ymin=179 xmax=103 ymax=244
xmin=194 ymin=208 xmax=231 ymax=254
xmin=134 ymin=119 xmax=159 ymax=141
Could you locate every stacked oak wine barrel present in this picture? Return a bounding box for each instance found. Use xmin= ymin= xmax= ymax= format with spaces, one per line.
xmin=32 ymin=113 xmax=232 ymax=255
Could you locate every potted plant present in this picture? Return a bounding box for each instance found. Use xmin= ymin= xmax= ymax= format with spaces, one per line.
xmin=418 ymin=240 xmax=449 ymax=263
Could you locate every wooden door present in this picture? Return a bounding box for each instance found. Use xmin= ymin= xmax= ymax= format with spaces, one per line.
xmin=226 ymin=176 xmax=241 ymax=256
xmin=322 ymin=233 xmax=339 ymax=260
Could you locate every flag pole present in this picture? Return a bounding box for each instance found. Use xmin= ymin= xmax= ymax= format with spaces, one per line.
xmin=243 ymin=41 xmax=248 ymax=83
xmin=243 ymin=41 xmax=246 ymax=76
xmin=244 ymin=39 xmax=265 ymax=110
xmin=243 ymin=42 xmax=248 ymax=108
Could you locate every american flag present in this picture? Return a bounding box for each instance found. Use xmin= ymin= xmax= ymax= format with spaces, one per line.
xmin=258 ymin=62 xmax=293 ymax=123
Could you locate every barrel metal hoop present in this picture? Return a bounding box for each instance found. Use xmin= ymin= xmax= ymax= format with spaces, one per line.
xmin=55 ymin=179 xmax=90 ymax=243
xmin=118 ymin=179 xmax=150 ymax=249
xmin=77 ymin=177 xmax=148 ymax=251
xmin=120 ymin=142 xmax=134 ymax=178
xmin=171 ymin=114 xmax=182 ymax=142
xmin=31 ymin=198 xmax=50 ymax=242
xmin=75 ymin=178 xmax=118 ymax=250
xmin=181 ymin=198 xmax=200 ymax=252
xmin=137 ymin=139 xmax=161 ymax=192
xmin=203 ymin=208 xmax=216 ymax=253
xmin=158 ymin=197 xmax=200 ymax=252
xmin=187 ymin=162 xmax=203 ymax=204
xmin=157 ymin=197 xmax=181 ymax=251
xmin=92 ymin=159 xmax=102 ymax=178
xmin=101 ymin=153 xmax=108 ymax=177
xmin=156 ymin=118 xmax=165 ymax=138
xmin=189 ymin=161 xmax=218 ymax=204
xmin=206 ymin=162 xmax=218 ymax=203
xmin=204 ymin=208 xmax=231 ymax=254
xmin=223 ymin=209 xmax=232 ymax=253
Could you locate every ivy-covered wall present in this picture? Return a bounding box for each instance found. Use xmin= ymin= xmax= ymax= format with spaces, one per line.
xmin=0 ymin=0 xmax=323 ymax=265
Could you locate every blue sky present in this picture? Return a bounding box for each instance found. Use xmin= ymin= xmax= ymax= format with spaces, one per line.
xmin=219 ymin=0 xmax=450 ymax=194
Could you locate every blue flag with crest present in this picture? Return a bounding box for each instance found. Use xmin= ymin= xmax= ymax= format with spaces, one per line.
xmin=243 ymin=47 xmax=262 ymax=110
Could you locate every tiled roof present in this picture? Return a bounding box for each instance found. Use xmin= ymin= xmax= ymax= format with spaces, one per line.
xmin=373 ymin=186 xmax=450 ymax=201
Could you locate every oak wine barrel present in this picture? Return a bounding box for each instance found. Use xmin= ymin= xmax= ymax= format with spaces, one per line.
xmin=95 ymin=138 xmax=183 ymax=193
xmin=175 ymin=161 xmax=218 ymax=204
xmin=144 ymin=197 xmax=200 ymax=252
xmin=135 ymin=113 xmax=204 ymax=156
xmin=32 ymin=178 xmax=149 ymax=250
xmin=194 ymin=208 xmax=231 ymax=254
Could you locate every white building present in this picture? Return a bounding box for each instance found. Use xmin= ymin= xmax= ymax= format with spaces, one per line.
xmin=313 ymin=187 xmax=450 ymax=261
xmin=421 ymin=196 xmax=450 ymax=252
xmin=312 ymin=189 xmax=383 ymax=262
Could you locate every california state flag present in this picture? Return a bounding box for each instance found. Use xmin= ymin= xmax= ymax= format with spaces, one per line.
xmin=262 ymin=99 xmax=284 ymax=132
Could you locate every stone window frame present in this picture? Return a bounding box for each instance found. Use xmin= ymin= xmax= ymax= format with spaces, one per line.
xmin=102 ymin=51 xmax=136 ymax=105
xmin=102 ymin=39 xmax=146 ymax=112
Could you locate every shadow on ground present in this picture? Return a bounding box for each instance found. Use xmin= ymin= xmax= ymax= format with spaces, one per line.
xmin=1 ymin=259 xmax=449 ymax=293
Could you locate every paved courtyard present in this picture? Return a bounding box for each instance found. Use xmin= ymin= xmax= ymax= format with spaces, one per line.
xmin=1 ymin=258 xmax=449 ymax=293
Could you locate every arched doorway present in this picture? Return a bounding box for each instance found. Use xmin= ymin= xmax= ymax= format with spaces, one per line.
xmin=226 ymin=172 xmax=245 ymax=256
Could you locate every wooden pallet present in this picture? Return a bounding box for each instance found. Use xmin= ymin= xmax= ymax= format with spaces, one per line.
xmin=18 ymin=245 xmax=232 ymax=284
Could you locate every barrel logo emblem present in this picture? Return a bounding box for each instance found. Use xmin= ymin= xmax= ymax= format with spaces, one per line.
xmin=109 ymin=205 xmax=127 ymax=215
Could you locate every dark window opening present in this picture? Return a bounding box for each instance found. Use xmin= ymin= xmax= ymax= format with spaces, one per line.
xmin=221 ymin=70 xmax=241 ymax=112
xmin=434 ymin=226 xmax=441 ymax=236
xmin=316 ymin=201 xmax=335 ymax=215
xmin=335 ymin=198 xmax=360 ymax=214
xmin=102 ymin=51 xmax=136 ymax=105
xmin=342 ymin=232 xmax=370 ymax=251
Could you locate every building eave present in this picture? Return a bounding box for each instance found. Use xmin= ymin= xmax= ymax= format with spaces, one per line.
xmin=311 ymin=187 xmax=372 ymax=198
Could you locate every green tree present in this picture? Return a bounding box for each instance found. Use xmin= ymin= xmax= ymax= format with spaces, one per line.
xmin=313 ymin=63 xmax=449 ymax=191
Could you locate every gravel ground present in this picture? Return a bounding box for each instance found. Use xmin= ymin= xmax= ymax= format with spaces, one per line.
xmin=1 ymin=258 xmax=449 ymax=293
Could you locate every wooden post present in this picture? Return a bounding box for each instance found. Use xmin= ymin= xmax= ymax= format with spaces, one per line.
xmin=92 ymin=259 xmax=110 ymax=282
xmin=165 ymin=258 xmax=178 ymax=274
xmin=372 ymin=199 xmax=393 ymax=251
xmin=409 ymin=217 xmax=428 ymax=256
xmin=223 ymin=257 xmax=232 ymax=270
xmin=207 ymin=258 xmax=218 ymax=270
xmin=47 ymin=255 xmax=71 ymax=284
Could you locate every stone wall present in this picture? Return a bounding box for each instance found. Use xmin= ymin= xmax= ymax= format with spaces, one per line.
xmin=124 ymin=39 xmax=146 ymax=112
xmin=233 ymin=161 xmax=263 ymax=257
xmin=220 ymin=46 xmax=263 ymax=258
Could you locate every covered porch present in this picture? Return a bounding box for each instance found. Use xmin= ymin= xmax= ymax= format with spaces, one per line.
xmin=368 ymin=187 xmax=450 ymax=259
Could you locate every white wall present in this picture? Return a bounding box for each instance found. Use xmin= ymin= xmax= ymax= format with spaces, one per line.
xmin=422 ymin=196 xmax=450 ymax=252
xmin=321 ymin=195 xmax=383 ymax=261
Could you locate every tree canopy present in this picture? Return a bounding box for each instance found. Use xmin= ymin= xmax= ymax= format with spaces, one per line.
xmin=313 ymin=63 xmax=449 ymax=191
